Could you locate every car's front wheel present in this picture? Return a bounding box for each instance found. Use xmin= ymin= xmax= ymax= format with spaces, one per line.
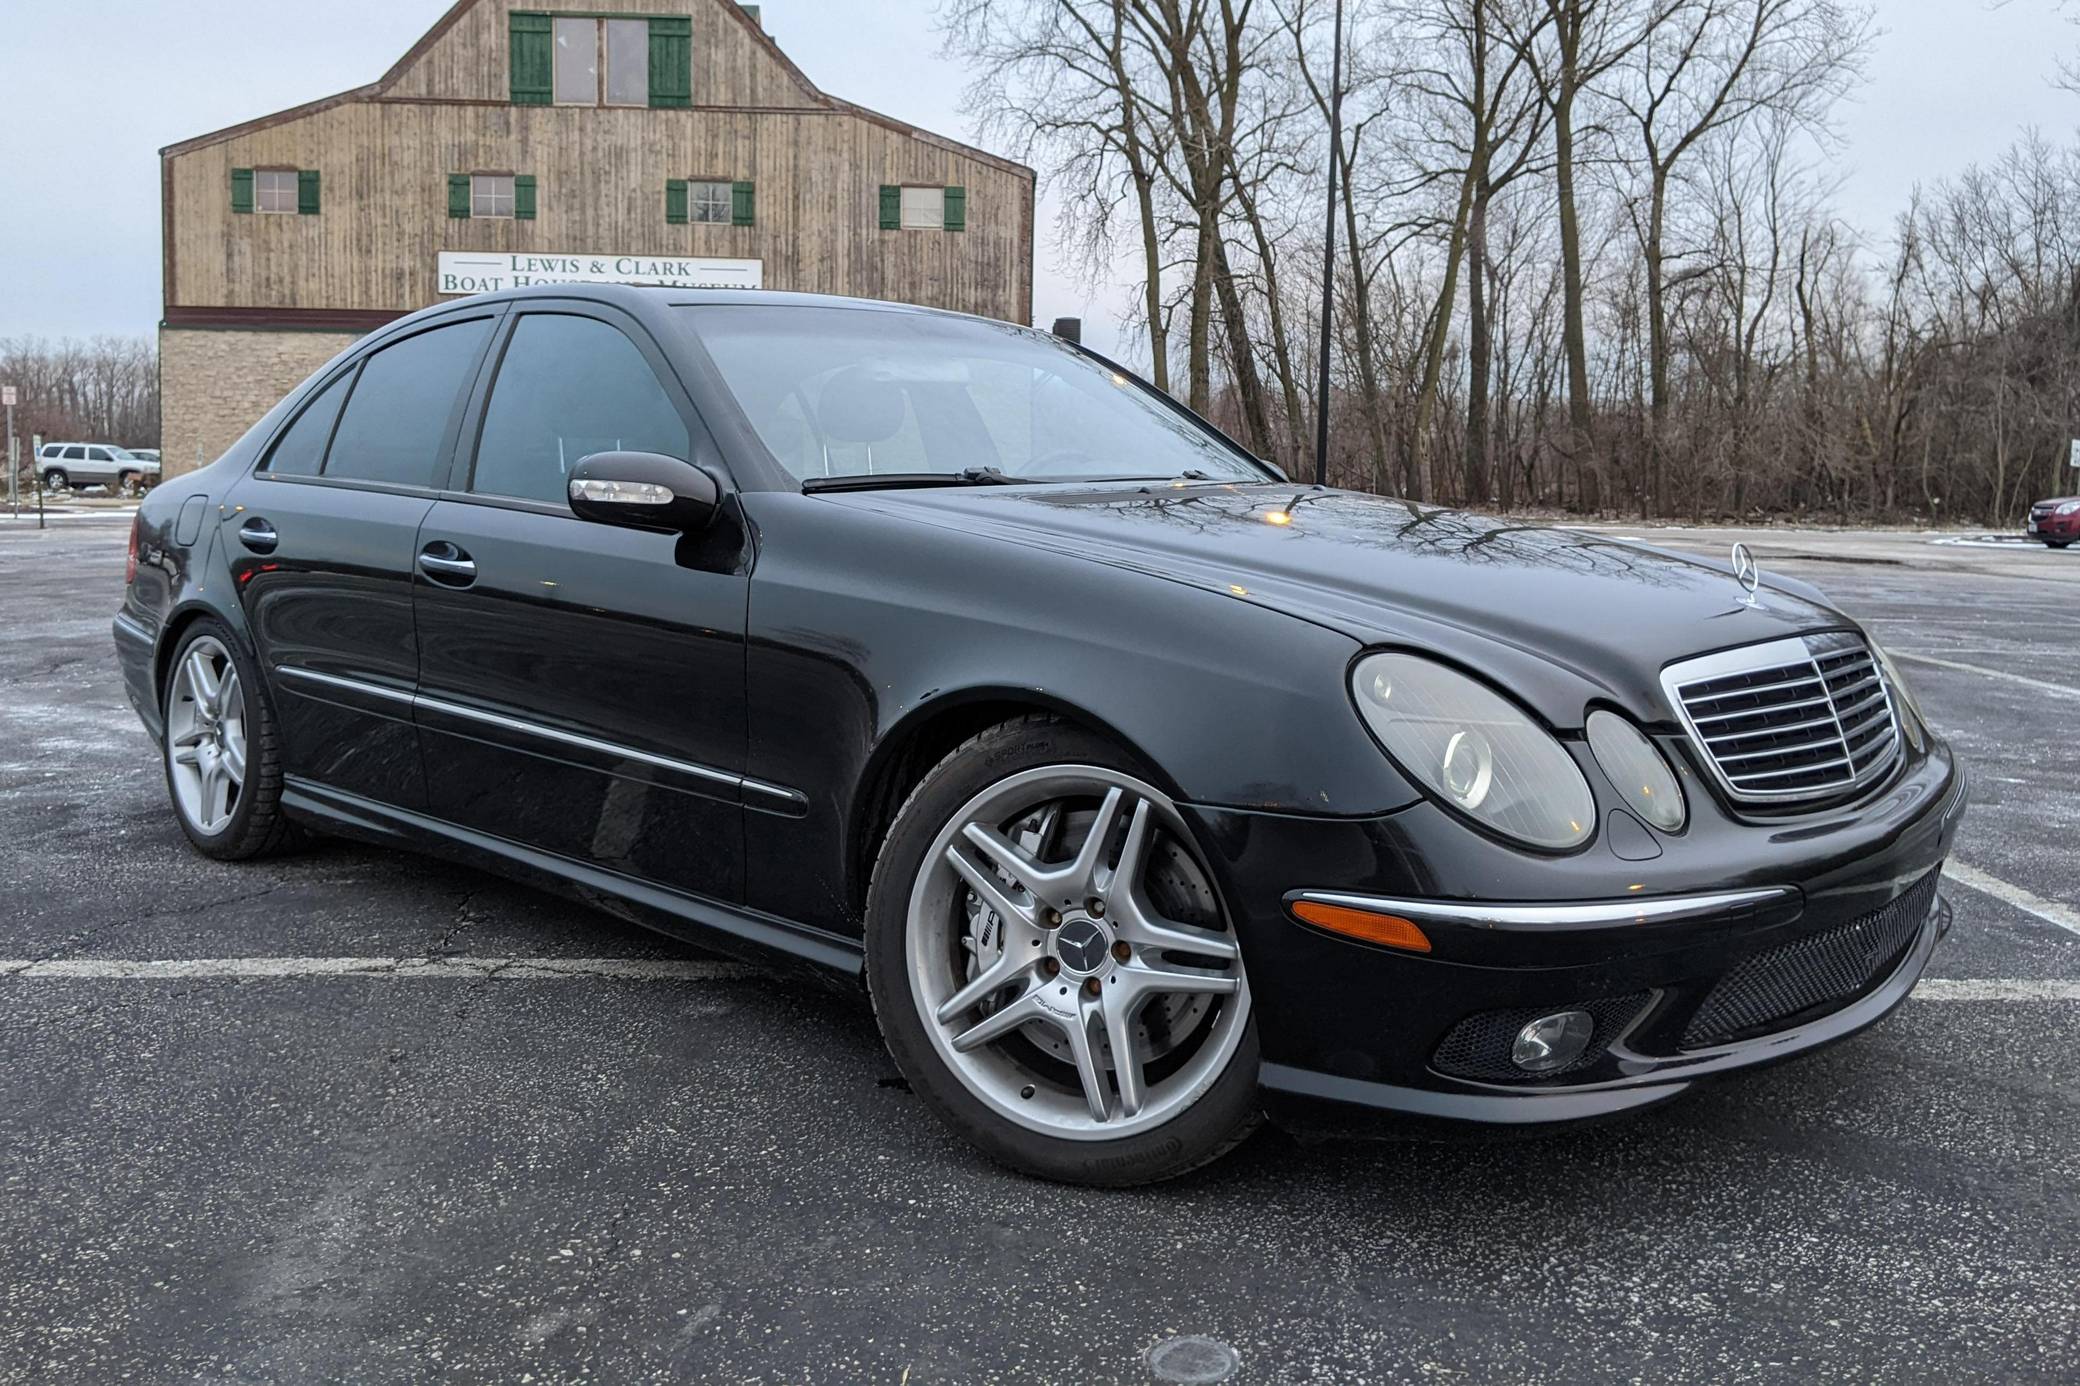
xmin=162 ymin=622 xmax=295 ymax=860
xmin=866 ymin=717 xmax=1259 ymax=1185
xmin=118 ymin=471 xmax=143 ymax=496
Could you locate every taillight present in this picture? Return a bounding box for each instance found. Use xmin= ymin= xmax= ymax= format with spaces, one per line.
xmin=125 ymin=516 xmax=139 ymax=585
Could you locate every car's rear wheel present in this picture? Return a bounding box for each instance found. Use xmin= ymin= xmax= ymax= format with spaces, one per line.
xmin=41 ymin=468 xmax=67 ymax=493
xmin=162 ymin=622 xmax=296 ymax=860
xmin=865 ymin=717 xmax=1259 ymax=1185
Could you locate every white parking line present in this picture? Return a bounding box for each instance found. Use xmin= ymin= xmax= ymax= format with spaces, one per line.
xmin=1890 ymin=650 xmax=2080 ymax=700
xmin=1912 ymin=979 xmax=2080 ymax=1002
xmin=0 ymin=955 xmax=2070 ymax=1001
xmin=0 ymin=956 xmax=758 ymax=980
xmin=1944 ymin=861 xmax=2080 ymax=940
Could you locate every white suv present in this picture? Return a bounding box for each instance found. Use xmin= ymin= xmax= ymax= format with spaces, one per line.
xmin=36 ymin=443 xmax=161 ymax=495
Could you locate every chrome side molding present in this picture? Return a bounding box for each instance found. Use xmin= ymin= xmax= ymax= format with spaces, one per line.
xmin=274 ymin=665 xmax=806 ymax=815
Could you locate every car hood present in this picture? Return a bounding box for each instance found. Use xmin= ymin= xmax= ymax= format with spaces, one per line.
xmin=829 ymin=482 xmax=1852 ymax=728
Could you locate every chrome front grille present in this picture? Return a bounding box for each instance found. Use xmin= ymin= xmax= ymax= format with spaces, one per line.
xmin=1661 ymin=633 xmax=1902 ymax=809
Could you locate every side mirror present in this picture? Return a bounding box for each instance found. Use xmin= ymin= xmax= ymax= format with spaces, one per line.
xmin=567 ymin=451 xmax=720 ymax=533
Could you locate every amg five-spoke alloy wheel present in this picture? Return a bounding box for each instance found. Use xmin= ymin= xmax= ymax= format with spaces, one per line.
xmin=867 ymin=718 xmax=1259 ymax=1185
xmin=161 ymin=621 xmax=295 ymax=859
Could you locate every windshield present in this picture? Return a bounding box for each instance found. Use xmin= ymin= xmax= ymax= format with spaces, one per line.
xmin=680 ymin=305 xmax=1267 ymax=486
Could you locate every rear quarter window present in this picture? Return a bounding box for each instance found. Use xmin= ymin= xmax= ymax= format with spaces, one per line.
xmin=262 ymin=371 xmax=351 ymax=477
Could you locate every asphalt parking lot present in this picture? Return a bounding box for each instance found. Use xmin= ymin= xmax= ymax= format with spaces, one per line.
xmin=3 ymin=513 xmax=2076 ymax=1383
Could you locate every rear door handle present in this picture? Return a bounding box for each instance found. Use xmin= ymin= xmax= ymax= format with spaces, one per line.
xmin=237 ymin=517 xmax=278 ymax=554
xmin=417 ymin=541 xmax=477 ymax=587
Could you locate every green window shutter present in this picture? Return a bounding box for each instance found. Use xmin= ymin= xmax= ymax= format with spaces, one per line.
xmin=448 ymin=173 xmax=472 ymax=219
xmin=878 ymin=184 xmax=900 ymax=230
xmin=731 ymin=180 xmax=754 ymax=226
xmin=514 ymin=174 xmax=537 ymax=221
xmin=510 ymin=12 xmax=552 ymax=105
xmin=297 ymin=169 xmax=321 ymax=215
xmin=665 ymin=179 xmax=688 ymax=224
xmin=230 ymin=168 xmax=253 ymax=214
xmin=943 ymin=185 xmax=965 ymax=231
xmin=648 ymin=16 xmax=692 ymax=108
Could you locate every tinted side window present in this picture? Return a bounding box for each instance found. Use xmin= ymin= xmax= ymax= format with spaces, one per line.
xmin=87 ymin=447 xmax=113 ymax=462
xmin=263 ymin=371 xmax=350 ymax=476
xmin=324 ymin=318 xmax=492 ymax=487
xmin=62 ymin=446 xmax=85 ymax=461
xmin=471 ymin=314 xmax=689 ymax=505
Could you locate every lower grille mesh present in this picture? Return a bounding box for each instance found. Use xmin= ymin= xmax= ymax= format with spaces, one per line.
xmin=1433 ymin=992 xmax=1654 ymax=1082
xmin=1681 ymin=871 xmax=1939 ymax=1049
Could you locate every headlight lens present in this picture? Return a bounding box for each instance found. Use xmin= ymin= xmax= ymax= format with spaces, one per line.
xmin=1352 ymin=653 xmax=1595 ymax=850
xmin=1584 ymin=709 xmax=1686 ymax=832
xmin=2056 ymin=500 xmax=2080 ymax=516
xmin=1868 ymin=638 xmax=1926 ymax=751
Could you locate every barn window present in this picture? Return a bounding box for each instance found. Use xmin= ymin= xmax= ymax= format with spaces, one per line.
xmin=517 ymin=12 xmax=690 ymax=108
xmin=451 ymin=173 xmax=537 ymax=220
xmin=690 ymin=181 xmax=732 ymax=224
xmin=233 ymin=168 xmax=320 ymax=214
xmin=254 ymin=170 xmax=300 ymax=214
xmin=472 ymin=174 xmax=517 ymax=219
xmin=887 ymin=186 xmax=967 ymax=231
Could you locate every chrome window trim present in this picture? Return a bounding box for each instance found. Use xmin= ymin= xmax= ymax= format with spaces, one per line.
xmin=274 ymin=666 xmax=804 ymax=813
xmin=1291 ymin=887 xmax=1793 ymax=930
xmin=1660 ymin=633 xmax=1902 ymax=808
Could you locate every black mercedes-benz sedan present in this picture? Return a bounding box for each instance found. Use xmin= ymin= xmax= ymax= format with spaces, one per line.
xmin=113 ymin=285 xmax=1966 ymax=1185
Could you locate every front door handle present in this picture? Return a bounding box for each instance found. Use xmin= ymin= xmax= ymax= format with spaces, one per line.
xmin=237 ymin=517 xmax=278 ymax=554
xmin=417 ymin=541 xmax=477 ymax=587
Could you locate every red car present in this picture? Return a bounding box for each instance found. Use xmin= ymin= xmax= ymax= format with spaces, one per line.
xmin=2027 ymin=496 xmax=2079 ymax=548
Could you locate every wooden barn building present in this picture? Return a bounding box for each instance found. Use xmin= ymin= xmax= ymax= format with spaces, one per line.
xmin=158 ymin=0 xmax=1035 ymax=475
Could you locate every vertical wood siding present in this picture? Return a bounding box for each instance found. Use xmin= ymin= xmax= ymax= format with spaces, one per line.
xmin=382 ymin=0 xmax=822 ymax=109
xmin=169 ymin=101 xmax=1030 ymax=323
xmin=165 ymin=0 xmax=1033 ymax=325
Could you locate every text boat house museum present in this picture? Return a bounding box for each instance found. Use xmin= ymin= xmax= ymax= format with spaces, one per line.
xmin=159 ymin=0 xmax=1035 ymax=474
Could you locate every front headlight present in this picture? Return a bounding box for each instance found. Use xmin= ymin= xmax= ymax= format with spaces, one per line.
xmin=1351 ymin=653 xmax=1595 ymax=850
xmin=1868 ymin=638 xmax=1927 ymax=752
xmin=1585 ymin=710 xmax=1686 ymax=832
xmin=2056 ymin=501 xmax=2080 ymax=516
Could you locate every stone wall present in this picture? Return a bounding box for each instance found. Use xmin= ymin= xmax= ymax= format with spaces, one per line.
xmin=159 ymin=328 xmax=361 ymax=476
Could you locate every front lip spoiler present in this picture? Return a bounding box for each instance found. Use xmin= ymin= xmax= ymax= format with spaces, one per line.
xmin=1260 ymin=890 xmax=1952 ymax=1123
xmin=1286 ymin=886 xmax=1796 ymax=932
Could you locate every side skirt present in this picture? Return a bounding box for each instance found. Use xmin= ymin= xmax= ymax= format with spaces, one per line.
xmin=281 ymin=777 xmax=865 ymax=979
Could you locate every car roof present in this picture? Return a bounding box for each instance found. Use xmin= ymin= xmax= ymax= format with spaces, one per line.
xmin=392 ymin=283 xmax=1021 ymax=338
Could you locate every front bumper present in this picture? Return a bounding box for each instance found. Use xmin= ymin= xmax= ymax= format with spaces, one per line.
xmin=1183 ymin=740 xmax=1968 ymax=1131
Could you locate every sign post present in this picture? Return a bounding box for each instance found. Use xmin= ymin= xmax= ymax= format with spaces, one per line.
xmin=31 ymin=432 xmax=43 ymax=530
xmin=2 ymin=383 xmax=15 ymax=517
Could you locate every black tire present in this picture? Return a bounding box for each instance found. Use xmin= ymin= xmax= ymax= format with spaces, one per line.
xmin=42 ymin=468 xmax=67 ymax=492
xmin=2049 ymin=541 xmax=2072 ymax=550
xmin=864 ymin=715 xmax=1262 ymax=1186
xmin=118 ymin=471 xmax=142 ymax=496
xmin=161 ymin=619 xmax=298 ymax=861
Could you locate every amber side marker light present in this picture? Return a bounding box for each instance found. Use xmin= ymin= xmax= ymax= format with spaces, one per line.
xmin=1289 ymin=899 xmax=1433 ymax=953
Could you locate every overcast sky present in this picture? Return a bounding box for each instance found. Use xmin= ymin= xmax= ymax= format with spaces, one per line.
xmin=1 ymin=0 xmax=2076 ymax=356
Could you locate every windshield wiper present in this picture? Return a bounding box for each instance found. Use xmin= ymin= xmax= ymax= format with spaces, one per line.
xmin=802 ymin=467 xmax=1019 ymax=493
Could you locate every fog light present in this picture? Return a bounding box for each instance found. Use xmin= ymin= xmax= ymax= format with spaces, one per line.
xmin=1512 ymin=1010 xmax=1595 ymax=1073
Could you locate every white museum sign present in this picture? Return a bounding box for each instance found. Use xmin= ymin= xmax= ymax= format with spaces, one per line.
xmin=436 ymin=251 xmax=763 ymax=295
